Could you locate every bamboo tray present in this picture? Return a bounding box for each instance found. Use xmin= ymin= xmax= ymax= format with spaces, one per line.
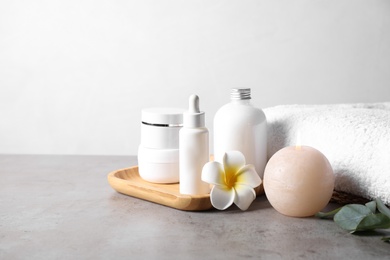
xmin=107 ymin=166 xmax=213 ymax=211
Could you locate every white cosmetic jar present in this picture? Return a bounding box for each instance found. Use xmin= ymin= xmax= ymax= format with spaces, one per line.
xmin=138 ymin=107 xmax=185 ymax=183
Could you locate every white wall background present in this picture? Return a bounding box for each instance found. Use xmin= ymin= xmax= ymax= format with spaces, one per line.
xmin=1 ymin=0 xmax=389 ymax=155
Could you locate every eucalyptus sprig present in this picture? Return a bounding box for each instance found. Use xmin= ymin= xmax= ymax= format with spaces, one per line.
xmin=316 ymin=198 xmax=390 ymax=242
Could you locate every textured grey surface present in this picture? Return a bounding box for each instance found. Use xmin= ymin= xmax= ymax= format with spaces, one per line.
xmin=1 ymin=155 xmax=389 ymax=259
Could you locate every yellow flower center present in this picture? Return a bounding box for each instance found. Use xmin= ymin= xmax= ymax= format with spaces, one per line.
xmin=225 ymin=169 xmax=238 ymax=189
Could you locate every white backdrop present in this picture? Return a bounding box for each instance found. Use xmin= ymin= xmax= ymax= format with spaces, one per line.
xmin=1 ymin=0 xmax=389 ymax=155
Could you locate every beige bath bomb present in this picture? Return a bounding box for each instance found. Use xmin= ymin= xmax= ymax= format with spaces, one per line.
xmin=264 ymin=146 xmax=335 ymax=217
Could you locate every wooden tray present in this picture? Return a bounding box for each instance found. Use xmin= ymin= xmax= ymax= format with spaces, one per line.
xmin=107 ymin=166 xmax=213 ymax=211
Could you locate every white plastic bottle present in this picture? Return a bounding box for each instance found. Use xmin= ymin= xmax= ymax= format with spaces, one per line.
xmin=179 ymin=95 xmax=210 ymax=195
xmin=214 ymin=88 xmax=267 ymax=179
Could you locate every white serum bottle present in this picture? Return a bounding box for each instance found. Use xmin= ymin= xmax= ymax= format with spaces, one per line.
xmin=213 ymin=88 xmax=267 ymax=179
xmin=179 ymin=95 xmax=210 ymax=195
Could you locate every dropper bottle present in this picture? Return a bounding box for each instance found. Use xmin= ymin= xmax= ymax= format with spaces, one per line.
xmin=179 ymin=95 xmax=210 ymax=195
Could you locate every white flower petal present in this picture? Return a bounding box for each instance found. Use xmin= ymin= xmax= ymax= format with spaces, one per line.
xmin=233 ymin=184 xmax=257 ymax=211
xmin=235 ymin=164 xmax=262 ymax=188
xmin=223 ymin=151 xmax=246 ymax=178
xmin=201 ymin=161 xmax=225 ymax=186
xmin=210 ymin=185 xmax=235 ymax=210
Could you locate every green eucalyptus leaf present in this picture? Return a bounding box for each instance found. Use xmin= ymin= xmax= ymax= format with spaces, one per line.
xmin=355 ymin=213 xmax=390 ymax=232
xmin=365 ymin=200 xmax=377 ymax=214
xmin=334 ymin=204 xmax=372 ymax=232
xmin=316 ymin=198 xmax=390 ymax=242
xmin=382 ymin=236 xmax=390 ymax=242
xmin=376 ymin=198 xmax=390 ymax=219
xmin=316 ymin=207 xmax=342 ymax=219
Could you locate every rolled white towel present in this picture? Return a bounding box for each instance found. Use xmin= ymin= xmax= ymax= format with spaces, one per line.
xmin=264 ymin=102 xmax=390 ymax=205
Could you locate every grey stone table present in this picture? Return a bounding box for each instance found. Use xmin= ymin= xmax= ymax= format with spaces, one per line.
xmin=1 ymin=155 xmax=389 ymax=259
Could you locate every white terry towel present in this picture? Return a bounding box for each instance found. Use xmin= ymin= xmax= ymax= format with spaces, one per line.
xmin=264 ymin=102 xmax=390 ymax=205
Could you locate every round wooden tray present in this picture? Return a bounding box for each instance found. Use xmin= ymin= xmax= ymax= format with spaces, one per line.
xmin=107 ymin=166 xmax=213 ymax=211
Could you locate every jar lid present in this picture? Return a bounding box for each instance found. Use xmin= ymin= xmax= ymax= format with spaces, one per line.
xmin=142 ymin=107 xmax=185 ymax=126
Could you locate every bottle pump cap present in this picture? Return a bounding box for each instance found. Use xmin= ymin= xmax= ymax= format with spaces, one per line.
xmin=183 ymin=95 xmax=205 ymax=128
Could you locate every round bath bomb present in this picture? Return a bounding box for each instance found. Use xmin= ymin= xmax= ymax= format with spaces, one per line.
xmin=264 ymin=146 xmax=335 ymax=217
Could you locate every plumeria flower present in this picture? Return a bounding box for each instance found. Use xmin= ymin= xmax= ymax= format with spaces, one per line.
xmin=201 ymin=151 xmax=262 ymax=211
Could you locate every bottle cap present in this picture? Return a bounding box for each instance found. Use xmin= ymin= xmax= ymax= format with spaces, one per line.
xmin=142 ymin=107 xmax=185 ymax=126
xmin=231 ymin=88 xmax=251 ymax=100
xmin=183 ymin=95 xmax=205 ymax=128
